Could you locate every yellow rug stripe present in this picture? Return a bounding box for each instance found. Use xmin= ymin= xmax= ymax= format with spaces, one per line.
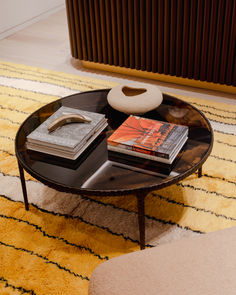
xmin=0 ymin=196 xmax=138 ymax=257
xmin=0 ymin=195 xmax=138 ymax=294
xmin=182 ymin=174 xmax=236 ymax=200
xmin=0 ymin=61 xmax=117 ymax=91
xmin=0 ymin=84 xmax=58 ymax=103
xmin=0 ymin=154 xmax=19 ymax=176
xmin=171 ymin=94 xmax=236 ymax=112
xmin=0 ymin=122 xmax=19 ymax=141
xmin=211 ymin=143 xmax=236 ymax=161
xmin=0 ymin=278 xmax=23 ymax=295
xmin=203 ymin=157 xmax=235 ymax=182
xmin=0 ymin=243 xmax=90 ymax=295
xmin=214 ymin=131 xmax=236 ymax=145
xmin=0 ymin=112 xmax=25 ymax=125
xmin=0 ymin=94 xmax=47 ymax=114
xmin=196 ymin=113 xmax=235 ymax=125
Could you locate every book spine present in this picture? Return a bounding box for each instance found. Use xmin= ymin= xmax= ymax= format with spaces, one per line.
xmin=138 ymin=125 xmax=187 ymax=159
xmin=108 ymin=141 xmax=166 ymax=158
xmin=133 ymin=146 xmax=153 ymax=156
xmin=108 ymin=145 xmax=171 ymax=164
xmin=155 ymin=126 xmax=188 ymax=156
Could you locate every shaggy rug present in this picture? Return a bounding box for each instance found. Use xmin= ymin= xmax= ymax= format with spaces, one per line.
xmin=0 ymin=61 xmax=236 ymax=294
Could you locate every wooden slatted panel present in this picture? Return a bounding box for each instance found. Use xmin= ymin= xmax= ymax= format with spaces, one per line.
xmin=66 ymin=0 xmax=236 ymax=86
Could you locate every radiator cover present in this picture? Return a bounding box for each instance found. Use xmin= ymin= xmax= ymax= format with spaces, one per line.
xmin=66 ymin=0 xmax=236 ymax=86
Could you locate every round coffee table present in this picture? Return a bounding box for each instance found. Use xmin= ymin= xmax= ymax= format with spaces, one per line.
xmin=15 ymin=89 xmax=213 ymax=249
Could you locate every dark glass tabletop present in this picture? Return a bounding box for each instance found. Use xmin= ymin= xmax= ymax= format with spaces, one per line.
xmin=15 ymin=89 xmax=213 ymax=196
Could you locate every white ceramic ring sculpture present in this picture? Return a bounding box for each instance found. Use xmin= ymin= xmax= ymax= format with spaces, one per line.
xmin=107 ymin=83 xmax=163 ymax=115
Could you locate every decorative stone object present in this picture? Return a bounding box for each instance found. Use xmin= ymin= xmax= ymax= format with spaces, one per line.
xmin=107 ymin=83 xmax=163 ymax=115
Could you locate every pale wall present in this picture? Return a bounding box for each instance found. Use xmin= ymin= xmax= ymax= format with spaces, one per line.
xmin=0 ymin=0 xmax=65 ymax=39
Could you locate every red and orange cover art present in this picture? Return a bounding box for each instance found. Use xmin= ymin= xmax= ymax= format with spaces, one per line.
xmin=107 ymin=115 xmax=184 ymax=158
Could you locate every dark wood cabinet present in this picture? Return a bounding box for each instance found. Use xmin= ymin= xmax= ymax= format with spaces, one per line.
xmin=66 ymin=0 xmax=236 ymax=86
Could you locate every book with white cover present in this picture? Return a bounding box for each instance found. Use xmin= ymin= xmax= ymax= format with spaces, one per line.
xmin=26 ymin=106 xmax=107 ymax=159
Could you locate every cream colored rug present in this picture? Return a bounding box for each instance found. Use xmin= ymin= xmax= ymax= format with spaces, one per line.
xmin=0 ymin=61 xmax=236 ymax=294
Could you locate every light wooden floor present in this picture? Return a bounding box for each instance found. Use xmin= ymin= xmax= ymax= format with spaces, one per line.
xmin=0 ymin=8 xmax=235 ymax=104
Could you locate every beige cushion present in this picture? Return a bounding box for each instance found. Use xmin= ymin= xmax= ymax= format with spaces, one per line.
xmin=89 ymin=227 xmax=236 ymax=295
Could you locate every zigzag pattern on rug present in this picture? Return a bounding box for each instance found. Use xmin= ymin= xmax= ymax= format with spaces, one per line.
xmin=0 ymin=61 xmax=235 ymax=295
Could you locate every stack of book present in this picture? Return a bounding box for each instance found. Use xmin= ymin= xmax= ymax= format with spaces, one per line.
xmin=107 ymin=115 xmax=188 ymax=164
xmin=26 ymin=106 xmax=107 ymax=160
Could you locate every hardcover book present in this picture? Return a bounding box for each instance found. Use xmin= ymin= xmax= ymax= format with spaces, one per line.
xmin=26 ymin=106 xmax=107 ymax=160
xmin=107 ymin=115 xmax=188 ymax=164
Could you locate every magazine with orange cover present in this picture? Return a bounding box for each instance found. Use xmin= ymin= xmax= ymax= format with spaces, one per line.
xmin=107 ymin=115 xmax=188 ymax=161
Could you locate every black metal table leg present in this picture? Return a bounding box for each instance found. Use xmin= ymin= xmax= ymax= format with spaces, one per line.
xmin=137 ymin=193 xmax=146 ymax=250
xmin=17 ymin=160 xmax=29 ymax=210
xmin=198 ymin=166 xmax=202 ymax=178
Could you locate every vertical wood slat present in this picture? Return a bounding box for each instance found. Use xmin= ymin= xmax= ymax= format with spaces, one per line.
xmin=219 ymin=0 xmax=232 ymax=83
xmin=193 ymin=0 xmax=204 ymax=80
xmin=110 ymin=0 xmax=118 ymax=66
xmin=181 ymin=0 xmax=190 ymax=78
xmin=157 ymin=0 xmax=164 ymax=74
xmin=93 ymin=0 xmax=103 ymax=63
xmin=116 ymin=0 xmax=124 ymax=67
xmin=212 ymin=0 xmax=225 ymax=84
xmin=187 ymin=0 xmax=197 ymax=79
xmin=128 ymin=0 xmax=135 ymax=69
xmin=219 ymin=0 xmax=234 ymax=84
xmin=83 ymin=0 xmax=93 ymax=61
xmin=232 ymin=64 xmax=236 ymax=87
xmin=206 ymin=0 xmax=218 ymax=82
xmin=199 ymin=0 xmax=211 ymax=81
xmin=88 ymin=0 xmax=98 ymax=62
xmin=151 ymin=0 xmax=158 ymax=73
xmin=66 ymin=0 xmax=235 ymax=86
xmin=146 ymin=0 xmax=152 ymax=72
xmin=71 ymin=0 xmax=83 ymax=60
xmin=95 ymin=1 xmax=103 ymax=63
xmin=122 ymin=0 xmax=129 ymax=68
xmin=163 ymin=0 xmax=170 ymax=75
xmin=140 ymin=0 xmax=146 ymax=71
xmin=175 ymin=0 xmax=183 ymax=77
xmin=169 ymin=0 xmax=177 ymax=76
xmin=134 ymin=0 xmax=141 ymax=70
xmin=66 ymin=0 xmax=78 ymax=58
xmin=104 ymin=0 xmax=113 ymax=65
xmin=77 ymin=0 xmax=88 ymax=60
xmin=225 ymin=0 xmax=236 ymax=86
xmin=99 ymin=0 xmax=108 ymax=64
